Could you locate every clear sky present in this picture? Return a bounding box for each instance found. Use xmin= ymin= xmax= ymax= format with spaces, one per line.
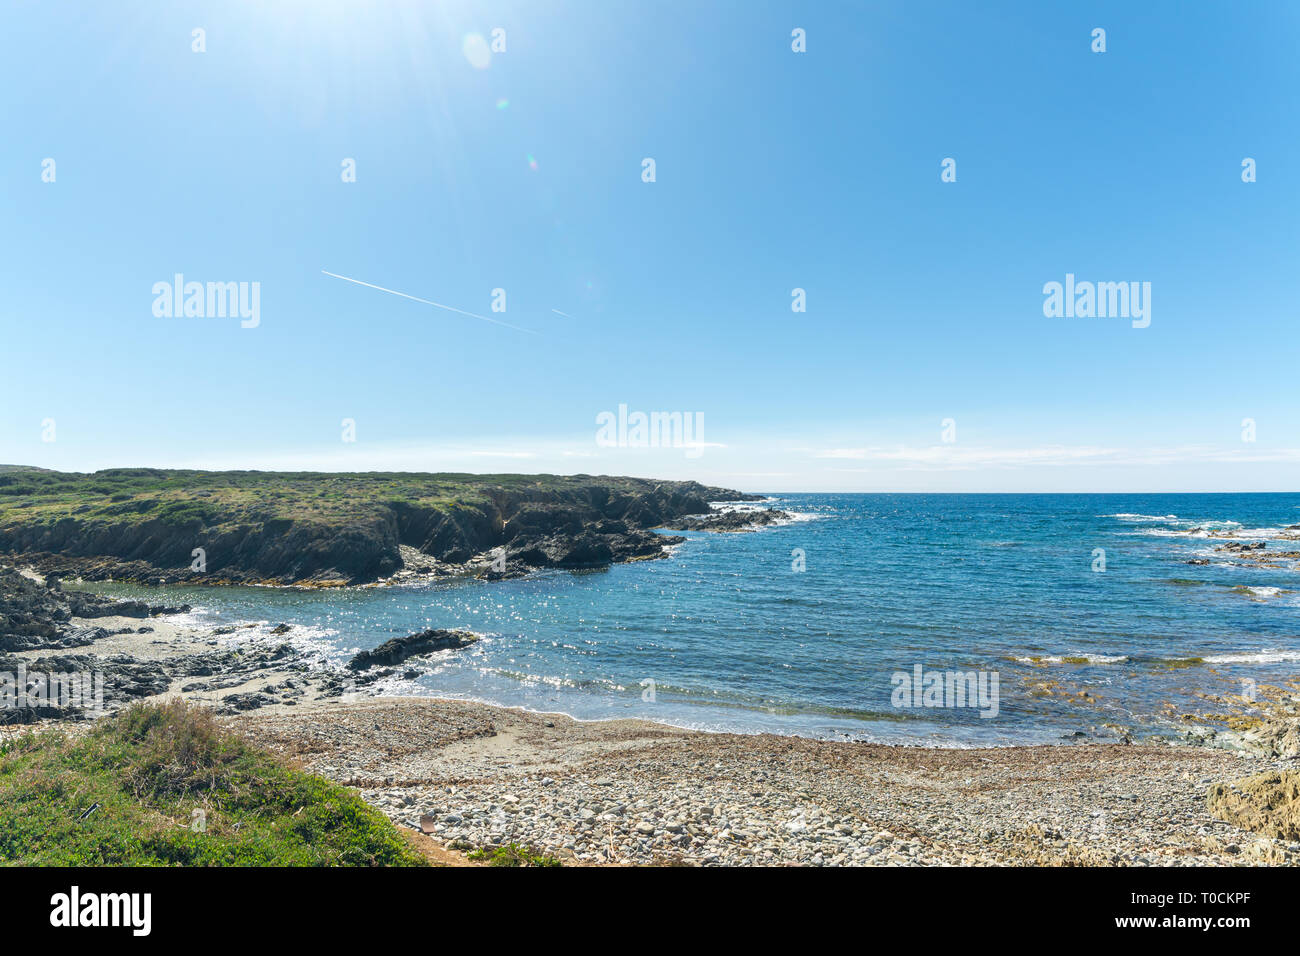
xmin=3 ymin=0 xmax=1298 ymax=492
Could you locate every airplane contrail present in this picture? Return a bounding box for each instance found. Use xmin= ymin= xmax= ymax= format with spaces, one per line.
xmin=551 ymin=308 xmax=576 ymax=318
xmin=321 ymin=271 xmax=538 ymax=334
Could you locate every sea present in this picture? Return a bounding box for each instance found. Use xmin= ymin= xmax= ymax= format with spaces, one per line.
xmin=83 ymin=493 xmax=1300 ymax=747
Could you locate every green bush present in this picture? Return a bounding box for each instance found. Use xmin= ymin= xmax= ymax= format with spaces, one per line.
xmin=0 ymin=701 xmax=427 ymax=866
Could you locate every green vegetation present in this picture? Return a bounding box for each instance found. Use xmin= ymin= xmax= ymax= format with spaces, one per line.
xmin=467 ymin=842 xmax=563 ymax=867
xmin=0 ymin=466 xmax=739 ymax=584
xmin=0 ymin=466 xmax=648 ymax=526
xmin=0 ymin=701 xmax=427 ymax=866
xmin=0 ymin=466 xmax=726 ymax=532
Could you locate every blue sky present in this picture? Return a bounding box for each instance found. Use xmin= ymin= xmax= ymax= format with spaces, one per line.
xmin=2 ymin=0 xmax=1298 ymax=492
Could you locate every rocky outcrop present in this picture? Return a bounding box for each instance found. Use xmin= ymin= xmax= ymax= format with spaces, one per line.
xmin=0 ymin=650 xmax=172 ymax=724
xmin=347 ymin=629 xmax=480 ymax=670
xmin=657 ymin=507 xmax=791 ymax=533
xmin=1212 ymin=540 xmax=1300 ymax=570
xmin=0 ymin=570 xmax=440 ymax=723
xmin=3 ymin=515 xmax=402 ymax=586
xmin=0 ymin=568 xmax=190 ymax=652
xmin=0 ymin=471 xmax=769 ymax=586
xmin=1208 ymin=770 xmax=1300 ymax=841
xmin=1237 ymin=716 xmax=1300 ymax=759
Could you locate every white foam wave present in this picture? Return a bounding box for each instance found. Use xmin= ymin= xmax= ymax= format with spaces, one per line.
xmin=1014 ymin=653 xmax=1128 ymax=664
xmin=1229 ymin=585 xmax=1290 ymax=598
xmin=1100 ymin=513 xmax=1179 ymax=522
xmin=1202 ymin=649 xmax=1300 ymax=665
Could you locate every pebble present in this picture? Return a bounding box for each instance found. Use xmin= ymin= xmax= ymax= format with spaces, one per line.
xmin=231 ymin=698 xmax=1300 ymax=868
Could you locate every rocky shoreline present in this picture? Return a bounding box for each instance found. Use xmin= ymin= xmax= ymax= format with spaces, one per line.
xmin=0 ymin=568 xmax=338 ymax=722
xmin=0 ymin=484 xmax=794 ymax=725
xmin=0 ymin=468 xmax=764 ymax=587
xmin=4 ymin=566 xmax=1300 ymax=864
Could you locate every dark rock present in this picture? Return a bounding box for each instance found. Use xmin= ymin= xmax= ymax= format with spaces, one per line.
xmin=68 ymin=595 xmax=150 ymax=618
xmin=479 ymin=566 xmax=528 ymax=582
xmin=218 ymin=692 xmax=277 ymax=712
xmin=658 ymin=508 xmax=791 ymax=533
xmin=0 ymin=650 xmax=171 ymax=722
xmin=348 ymin=629 xmax=479 ymax=670
xmin=350 ymin=667 xmax=395 ymax=687
xmin=546 ymin=532 xmax=613 ymax=569
xmin=0 ymin=568 xmax=144 ymax=652
xmin=1220 ymin=541 xmax=1266 ymax=552
xmin=148 ymin=603 xmax=192 ymax=616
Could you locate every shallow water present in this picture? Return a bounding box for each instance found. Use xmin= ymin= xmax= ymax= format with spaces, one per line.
xmin=84 ymin=493 xmax=1300 ymax=746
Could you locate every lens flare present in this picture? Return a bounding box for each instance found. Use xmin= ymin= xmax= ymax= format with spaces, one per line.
xmin=462 ymin=33 xmax=491 ymax=69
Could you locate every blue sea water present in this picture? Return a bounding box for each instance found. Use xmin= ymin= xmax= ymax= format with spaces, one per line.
xmin=88 ymin=494 xmax=1300 ymax=746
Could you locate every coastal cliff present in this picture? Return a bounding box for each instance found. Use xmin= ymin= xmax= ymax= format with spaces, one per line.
xmin=0 ymin=467 xmax=763 ymax=585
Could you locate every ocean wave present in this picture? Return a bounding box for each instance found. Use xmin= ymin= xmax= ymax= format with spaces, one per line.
xmin=1228 ymin=585 xmax=1291 ymax=599
xmin=1136 ymin=522 xmax=1287 ymax=540
xmin=1100 ymin=513 xmax=1179 ymax=522
xmin=1014 ymin=653 xmax=1128 ymax=664
xmin=770 ymin=510 xmax=821 ymax=526
xmin=710 ymin=499 xmax=823 ymax=526
xmin=1201 ymin=649 xmax=1300 ymax=665
xmin=707 ymin=500 xmax=770 ymax=513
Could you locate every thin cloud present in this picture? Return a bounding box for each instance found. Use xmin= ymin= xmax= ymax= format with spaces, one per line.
xmin=322 ymin=271 xmax=538 ymax=334
xmin=813 ymin=444 xmax=1300 ymax=471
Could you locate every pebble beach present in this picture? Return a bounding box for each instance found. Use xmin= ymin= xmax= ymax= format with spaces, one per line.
xmin=231 ymin=697 xmax=1297 ymax=866
xmin=5 ymin=567 xmax=1299 ymax=867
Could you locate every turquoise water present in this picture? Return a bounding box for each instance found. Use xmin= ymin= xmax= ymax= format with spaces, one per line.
xmin=88 ymin=494 xmax=1300 ymax=746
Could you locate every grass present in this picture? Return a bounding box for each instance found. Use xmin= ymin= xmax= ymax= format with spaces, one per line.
xmin=0 ymin=700 xmax=427 ymax=866
xmin=0 ymin=466 xmax=729 ymax=534
xmin=0 ymin=468 xmax=505 ymax=528
xmin=0 ymin=466 xmax=741 ymax=583
xmin=467 ymin=842 xmax=563 ymax=867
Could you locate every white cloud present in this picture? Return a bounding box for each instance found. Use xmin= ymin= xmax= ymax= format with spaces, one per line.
xmin=811 ymin=444 xmax=1300 ymax=471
